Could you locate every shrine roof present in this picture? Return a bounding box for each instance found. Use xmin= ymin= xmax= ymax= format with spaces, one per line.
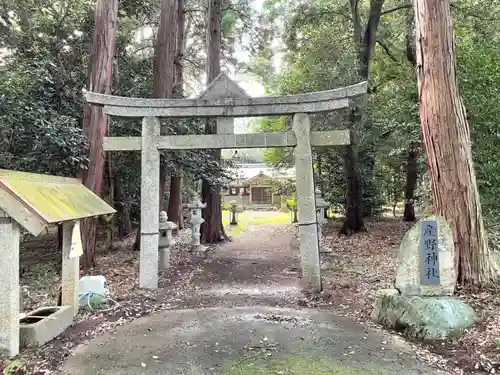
xmin=0 ymin=169 xmax=116 ymax=236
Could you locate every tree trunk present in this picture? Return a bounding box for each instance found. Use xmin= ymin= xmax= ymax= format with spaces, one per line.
xmin=340 ymin=109 xmax=366 ymax=235
xmin=403 ymin=148 xmax=418 ymax=222
xmin=341 ymin=0 xmax=384 ymax=232
xmin=174 ymin=0 xmax=185 ymax=94
xmin=340 ymin=139 xmax=365 ymax=235
xmin=414 ymin=0 xmax=497 ymax=285
xmin=133 ymin=0 xmax=177 ymax=251
xmin=167 ymin=174 xmax=183 ymax=227
xmin=153 ymin=0 xmax=178 ymax=211
xmin=81 ymin=0 xmax=119 ymax=272
xmin=201 ymin=0 xmax=227 ymax=243
xmin=167 ymin=0 xmax=186 ymax=230
xmin=112 ymin=167 xmax=133 ymax=240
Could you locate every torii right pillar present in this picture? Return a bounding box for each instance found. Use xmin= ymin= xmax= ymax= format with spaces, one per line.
xmin=292 ymin=113 xmax=321 ymax=293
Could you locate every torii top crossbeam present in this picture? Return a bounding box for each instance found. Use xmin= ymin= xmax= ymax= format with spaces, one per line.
xmin=83 ymin=76 xmax=367 ymax=118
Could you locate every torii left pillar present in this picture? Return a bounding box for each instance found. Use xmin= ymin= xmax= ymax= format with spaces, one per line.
xmin=0 ymin=208 xmax=20 ymax=356
xmin=139 ymin=117 xmax=161 ymax=289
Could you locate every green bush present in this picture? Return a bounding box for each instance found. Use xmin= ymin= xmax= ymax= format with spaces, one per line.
xmin=286 ymin=198 xmax=297 ymax=210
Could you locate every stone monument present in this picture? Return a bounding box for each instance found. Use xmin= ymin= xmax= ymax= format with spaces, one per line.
xmin=315 ymin=188 xmax=331 ymax=253
xmin=158 ymin=211 xmax=177 ymax=269
xmin=371 ymin=215 xmax=478 ymax=340
xmin=187 ymin=197 xmax=208 ymax=253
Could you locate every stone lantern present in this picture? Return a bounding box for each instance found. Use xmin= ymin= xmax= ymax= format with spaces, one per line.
xmin=158 ymin=211 xmax=177 ymax=269
xmin=187 ymin=197 xmax=208 ymax=252
xmin=229 ymin=201 xmax=238 ymax=225
xmin=315 ymin=188 xmax=331 ymax=253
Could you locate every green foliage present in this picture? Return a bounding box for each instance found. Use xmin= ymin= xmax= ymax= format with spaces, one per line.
xmin=458 ymin=40 xmax=500 ymax=228
xmin=0 ymin=57 xmax=88 ymax=176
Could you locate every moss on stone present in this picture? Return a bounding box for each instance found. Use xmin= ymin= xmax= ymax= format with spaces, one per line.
xmin=220 ymin=352 xmax=392 ymax=375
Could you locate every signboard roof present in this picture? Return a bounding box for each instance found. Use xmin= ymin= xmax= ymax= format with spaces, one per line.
xmin=0 ymin=169 xmax=116 ymax=236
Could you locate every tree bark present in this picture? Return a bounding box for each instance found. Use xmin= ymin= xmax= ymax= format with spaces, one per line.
xmin=340 ymin=139 xmax=365 ymax=235
xmin=402 ymin=5 xmax=418 ymax=223
xmin=81 ymin=0 xmax=119 ymax=272
xmin=167 ymin=0 xmax=186 ymax=229
xmin=153 ymin=0 xmax=178 ymax=211
xmin=403 ymin=147 xmax=418 ymax=222
xmin=167 ymin=174 xmax=183 ymax=227
xmin=414 ymin=0 xmax=497 ymax=285
xmin=174 ymin=0 xmax=186 ymax=94
xmin=201 ymin=0 xmax=227 ymax=243
xmin=112 ymin=164 xmax=133 ymax=239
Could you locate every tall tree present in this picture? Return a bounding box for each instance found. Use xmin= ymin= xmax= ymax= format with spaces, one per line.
xmin=201 ymin=0 xmax=226 ymax=242
xmin=167 ymin=0 xmax=186 ymax=229
xmin=132 ymin=0 xmax=177 ymax=252
xmin=414 ymin=0 xmax=498 ymax=284
xmin=403 ymin=10 xmax=419 ymax=222
xmin=81 ymin=0 xmax=119 ymax=271
xmin=154 ymin=0 xmax=178 ymax=207
xmin=340 ymin=0 xmax=384 ymax=234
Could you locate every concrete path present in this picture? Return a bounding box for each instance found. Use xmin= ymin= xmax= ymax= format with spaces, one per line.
xmin=62 ymin=220 xmax=451 ymax=375
xmin=63 ymin=307 xmax=450 ymax=375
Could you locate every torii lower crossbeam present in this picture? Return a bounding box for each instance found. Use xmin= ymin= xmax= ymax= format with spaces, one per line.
xmin=103 ymin=130 xmax=350 ymax=151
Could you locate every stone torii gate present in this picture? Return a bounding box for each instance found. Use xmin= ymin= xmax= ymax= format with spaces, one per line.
xmin=83 ymin=74 xmax=367 ymax=292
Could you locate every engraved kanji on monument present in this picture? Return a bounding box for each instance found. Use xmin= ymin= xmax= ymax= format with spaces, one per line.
xmin=420 ymin=220 xmax=440 ymax=285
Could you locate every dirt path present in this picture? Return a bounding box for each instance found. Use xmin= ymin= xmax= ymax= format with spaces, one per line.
xmin=189 ymin=223 xmax=302 ymax=304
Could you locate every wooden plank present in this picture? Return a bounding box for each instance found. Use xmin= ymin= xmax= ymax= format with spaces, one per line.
xmin=0 ymin=189 xmax=46 ymax=236
xmin=102 ymin=131 xmax=350 ymax=151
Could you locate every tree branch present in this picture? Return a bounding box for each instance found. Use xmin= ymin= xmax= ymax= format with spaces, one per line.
xmin=182 ymin=56 xmax=204 ymax=70
xmin=222 ymin=5 xmax=249 ymax=19
xmin=381 ymin=4 xmax=411 ymax=16
xmin=377 ymin=40 xmax=399 ymax=62
xmin=349 ymin=0 xmax=363 ymax=45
